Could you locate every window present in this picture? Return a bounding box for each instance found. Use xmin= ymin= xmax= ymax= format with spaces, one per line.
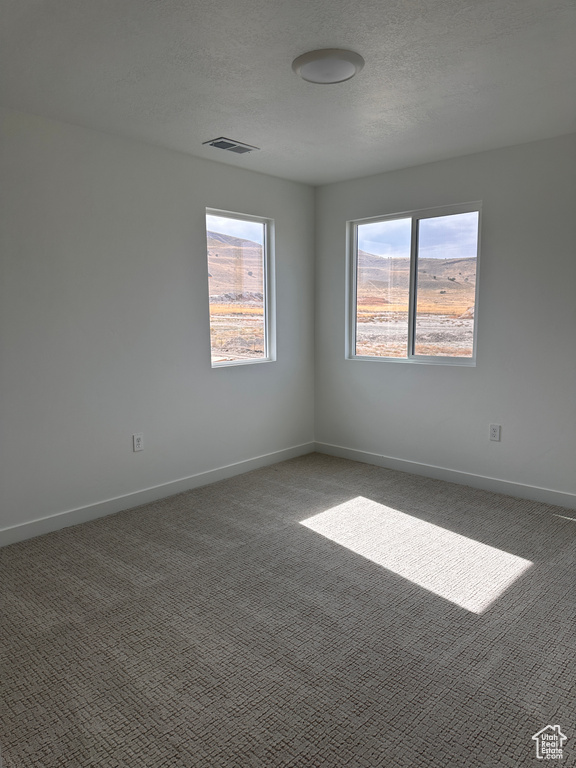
xmin=348 ymin=203 xmax=481 ymax=363
xmin=206 ymin=209 xmax=275 ymax=366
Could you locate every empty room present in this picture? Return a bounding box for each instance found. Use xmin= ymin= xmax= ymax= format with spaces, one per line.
xmin=1 ymin=1 xmax=575 ymax=766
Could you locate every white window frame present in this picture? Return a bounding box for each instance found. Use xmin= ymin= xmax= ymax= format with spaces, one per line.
xmin=206 ymin=208 xmax=276 ymax=368
xmin=346 ymin=201 xmax=481 ymax=366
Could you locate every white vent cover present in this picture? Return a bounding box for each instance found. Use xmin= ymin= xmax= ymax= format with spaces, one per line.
xmin=203 ymin=137 xmax=260 ymax=154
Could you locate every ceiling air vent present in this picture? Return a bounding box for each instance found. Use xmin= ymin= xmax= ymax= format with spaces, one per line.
xmin=203 ymin=137 xmax=260 ymax=154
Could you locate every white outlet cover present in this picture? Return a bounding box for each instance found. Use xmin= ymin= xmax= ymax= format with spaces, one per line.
xmin=133 ymin=433 xmax=144 ymax=451
xmin=489 ymin=424 xmax=501 ymax=442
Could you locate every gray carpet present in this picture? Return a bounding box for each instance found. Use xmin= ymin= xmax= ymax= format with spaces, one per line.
xmin=1 ymin=453 xmax=575 ymax=767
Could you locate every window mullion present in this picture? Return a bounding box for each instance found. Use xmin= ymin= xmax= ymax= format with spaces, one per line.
xmin=352 ymin=224 xmax=359 ymax=356
xmin=407 ymin=217 xmax=418 ymax=358
xmin=262 ymin=221 xmax=269 ymax=358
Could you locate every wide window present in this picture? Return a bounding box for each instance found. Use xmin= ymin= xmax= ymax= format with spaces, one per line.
xmin=206 ymin=209 xmax=275 ymax=366
xmin=349 ymin=203 xmax=480 ymax=363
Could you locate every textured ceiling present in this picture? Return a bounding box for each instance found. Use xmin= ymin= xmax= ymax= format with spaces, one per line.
xmin=1 ymin=0 xmax=575 ymax=184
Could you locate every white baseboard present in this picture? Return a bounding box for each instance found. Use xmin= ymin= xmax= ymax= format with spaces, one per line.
xmin=0 ymin=442 xmax=315 ymax=547
xmin=5 ymin=440 xmax=573 ymax=547
xmin=314 ymin=441 xmax=576 ymax=511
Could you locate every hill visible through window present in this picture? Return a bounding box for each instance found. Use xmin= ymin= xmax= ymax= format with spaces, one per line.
xmin=206 ymin=212 xmax=272 ymax=366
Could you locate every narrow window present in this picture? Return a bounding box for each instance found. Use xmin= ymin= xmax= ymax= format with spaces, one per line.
xmin=206 ymin=209 xmax=275 ymax=366
xmin=349 ymin=204 xmax=480 ymax=364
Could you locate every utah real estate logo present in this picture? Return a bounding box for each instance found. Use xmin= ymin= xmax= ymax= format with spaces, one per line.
xmin=532 ymin=725 xmax=567 ymax=760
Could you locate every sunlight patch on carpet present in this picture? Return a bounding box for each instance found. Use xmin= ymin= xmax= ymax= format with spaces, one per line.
xmin=301 ymin=497 xmax=532 ymax=613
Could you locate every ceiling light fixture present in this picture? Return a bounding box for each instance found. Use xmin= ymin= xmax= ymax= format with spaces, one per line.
xmin=292 ymin=49 xmax=364 ymax=84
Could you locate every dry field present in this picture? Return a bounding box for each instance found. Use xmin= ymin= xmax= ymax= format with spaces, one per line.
xmin=206 ymin=232 xmax=477 ymax=360
xmin=207 ymin=232 xmax=267 ymax=362
xmin=209 ymin=313 xmax=265 ymax=363
xmin=356 ymin=255 xmax=476 ymax=357
xmin=356 ymin=315 xmax=475 ymax=358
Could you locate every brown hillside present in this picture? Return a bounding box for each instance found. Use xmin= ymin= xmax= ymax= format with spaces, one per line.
xmin=357 ymin=254 xmax=476 ymax=317
xmin=207 ymin=233 xmax=264 ymax=297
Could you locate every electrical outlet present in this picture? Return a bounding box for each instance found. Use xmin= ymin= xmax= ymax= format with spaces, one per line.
xmin=133 ymin=433 xmax=144 ymax=452
xmin=489 ymin=424 xmax=501 ymax=442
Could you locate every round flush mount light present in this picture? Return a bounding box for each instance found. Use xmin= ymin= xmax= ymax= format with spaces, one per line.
xmin=292 ymin=49 xmax=365 ymax=84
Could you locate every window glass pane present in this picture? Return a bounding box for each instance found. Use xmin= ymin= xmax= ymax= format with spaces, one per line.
xmin=414 ymin=211 xmax=479 ymax=357
xmin=206 ymin=214 xmax=266 ymax=364
xmin=355 ymin=218 xmax=412 ymax=358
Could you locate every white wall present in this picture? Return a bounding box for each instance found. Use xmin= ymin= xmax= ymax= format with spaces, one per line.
xmin=2 ymin=115 xmax=575 ymax=545
xmin=0 ymin=109 xmax=315 ymax=541
xmin=315 ymin=135 xmax=576 ymax=506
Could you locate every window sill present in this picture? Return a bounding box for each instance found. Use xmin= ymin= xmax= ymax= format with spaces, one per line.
xmin=347 ymin=355 xmax=476 ymax=367
xmin=211 ymin=357 xmax=276 ymax=368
